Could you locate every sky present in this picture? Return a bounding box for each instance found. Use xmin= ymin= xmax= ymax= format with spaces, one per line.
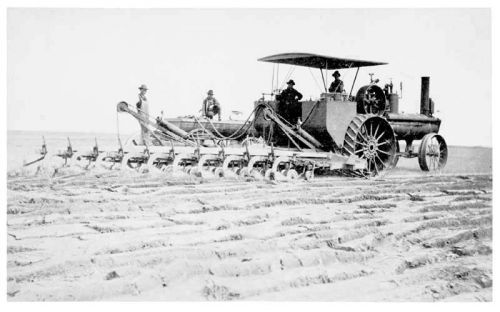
xmin=7 ymin=8 xmax=491 ymax=146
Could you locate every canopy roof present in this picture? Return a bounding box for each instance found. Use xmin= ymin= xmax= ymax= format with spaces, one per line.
xmin=258 ymin=53 xmax=387 ymax=70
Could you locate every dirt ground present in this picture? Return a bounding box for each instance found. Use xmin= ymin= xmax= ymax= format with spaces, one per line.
xmin=6 ymin=146 xmax=492 ymax=301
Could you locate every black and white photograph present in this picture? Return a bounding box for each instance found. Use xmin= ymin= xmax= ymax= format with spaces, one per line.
xmin=3 ymin=1 xmax=496 ymax=304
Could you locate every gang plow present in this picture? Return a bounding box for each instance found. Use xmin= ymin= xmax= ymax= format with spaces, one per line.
xmin=19 ymin=52 xmax=448 ymax=180
xmin=23 ymin=102 xmax=367 ymax=181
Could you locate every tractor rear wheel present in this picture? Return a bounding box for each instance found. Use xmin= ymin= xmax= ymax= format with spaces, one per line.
xmin=343 ymin=115 xmax=397 ymax=177
xmin=418 ymin=133 xmax=448 ymax=171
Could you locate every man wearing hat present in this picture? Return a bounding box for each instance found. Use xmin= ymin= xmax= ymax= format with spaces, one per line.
xmin=276 ymin=79 xmax=303 ymax=123
xmin=201 ymin=90 xmax=222 ymax=121
xmin=329 ymin=71 xmax=344 ymax=93
xmin=136 ymin=84 xmax=150 ymax=145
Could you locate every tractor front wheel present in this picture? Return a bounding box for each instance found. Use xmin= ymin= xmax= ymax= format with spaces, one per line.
xmin=418 ymin=133 xmax=448 ymax=171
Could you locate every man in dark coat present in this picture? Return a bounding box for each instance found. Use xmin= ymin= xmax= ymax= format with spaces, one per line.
xmin=329 ymin=70 xmax=344 ymax=93
xmin=276 ymin=79 xmax=303 ymax=123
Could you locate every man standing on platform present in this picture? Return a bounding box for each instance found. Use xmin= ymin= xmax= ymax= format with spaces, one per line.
xmin=136 ymin=84 xmax=150 ymax=145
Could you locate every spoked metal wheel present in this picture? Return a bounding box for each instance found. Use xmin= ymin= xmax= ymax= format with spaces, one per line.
xmin=343 ymin=115 xmax=397 ymax=177
xmin=418 ymin=133 xmax=448 ymax=171
xmin=355 ymin=85 xmax=387 ymax=115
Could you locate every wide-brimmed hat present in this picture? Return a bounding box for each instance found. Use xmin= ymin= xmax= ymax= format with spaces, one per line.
xmin=286 ymin=79 xmax=295 ymax=85
xmin=207 ymin=90 xmax=214 ymax=95
xmin=332 ymin=71 xmax=341 ymax=77
xmin=138 ymin=84 xmax=148 ymax=90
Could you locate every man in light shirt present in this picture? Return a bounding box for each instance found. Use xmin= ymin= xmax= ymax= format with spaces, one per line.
xmin=136 ymin=84 xmax=150 ymax=145
xmin=201 ymin=90 xmax=222 ymax=121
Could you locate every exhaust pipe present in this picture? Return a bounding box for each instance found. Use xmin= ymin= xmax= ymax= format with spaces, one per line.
xmin=420 ymin=77 xmax=430 ymax=116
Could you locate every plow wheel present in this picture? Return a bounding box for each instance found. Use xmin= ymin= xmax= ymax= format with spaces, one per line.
xmin=70 ymin=152 xmax=94 ymax=169
xmin=238 ymin=167 xmax=250 ymax=178
xmin=214 ymin=167 xmax=225 ymax=178
xmin=251 ymin=168 xmax=265 ymax=180
xmin=304 ymin=170 xmax=314 ymax=180
xmin=284 ymin=169 xmax=299 ymax=180
xmin=218 ymin=155 xmax=244 ymax=178
xmin=42 ymin=156 xmax=66 ymax=171
xmin=264 ymin=169 xmax=276 ymax=180
xmin=188 ymin=166 xmax=200 ymax=177
xmin=121 ymin=152 xmax=148 ymax=171
xmin=243 ymin=156 xmax=267 ymax=179
xmin=343 ymin=115 xmax=397 ymax=177
xmin=147 ymin=153 xmax=172 ymax=172
xmin=184 ymin=165 xmax=194 ymax=174
xmin=263 ymin=156 xmax=289 ymax=181
xmin=172 ymin=154 xmax=192 ymax=173
xmin=95 ymin=152 xmax=122 ymax=170
xmin=195 ymin=155 xmax=221 ymax=178
xmin=418 ymin=133 xmax=448 ymax=171
xmin=162 ymin=164 xmax=174 ymax=174
xmin=304 ymin=162 xmax=315 ymax=180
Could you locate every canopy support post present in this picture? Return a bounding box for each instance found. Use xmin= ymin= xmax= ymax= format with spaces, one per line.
xmin=349 ymin=67 xmax=360 ymax=98
xmin=325 ymin=62 xmax=329 ymax=92
xmin=319 ymin=69 xmax=327 ymax=93
xmin=276 ymin=64 xmax=279 ymax=91
xmin=271 ymin=64 xmax=275 ymax=94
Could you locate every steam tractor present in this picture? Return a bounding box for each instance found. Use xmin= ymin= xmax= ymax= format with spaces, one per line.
xmin=26 ymin=53 xmax=448 ymax=180
xmin=251 ymin=53 xmax=447 ymax=176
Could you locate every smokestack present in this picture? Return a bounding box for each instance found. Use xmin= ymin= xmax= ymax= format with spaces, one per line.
xmin=420 ymin=77 xmax=430 ymax=115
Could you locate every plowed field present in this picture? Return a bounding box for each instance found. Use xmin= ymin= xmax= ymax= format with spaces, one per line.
xmin=7 ymin=147 xmax=492 ymax=301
